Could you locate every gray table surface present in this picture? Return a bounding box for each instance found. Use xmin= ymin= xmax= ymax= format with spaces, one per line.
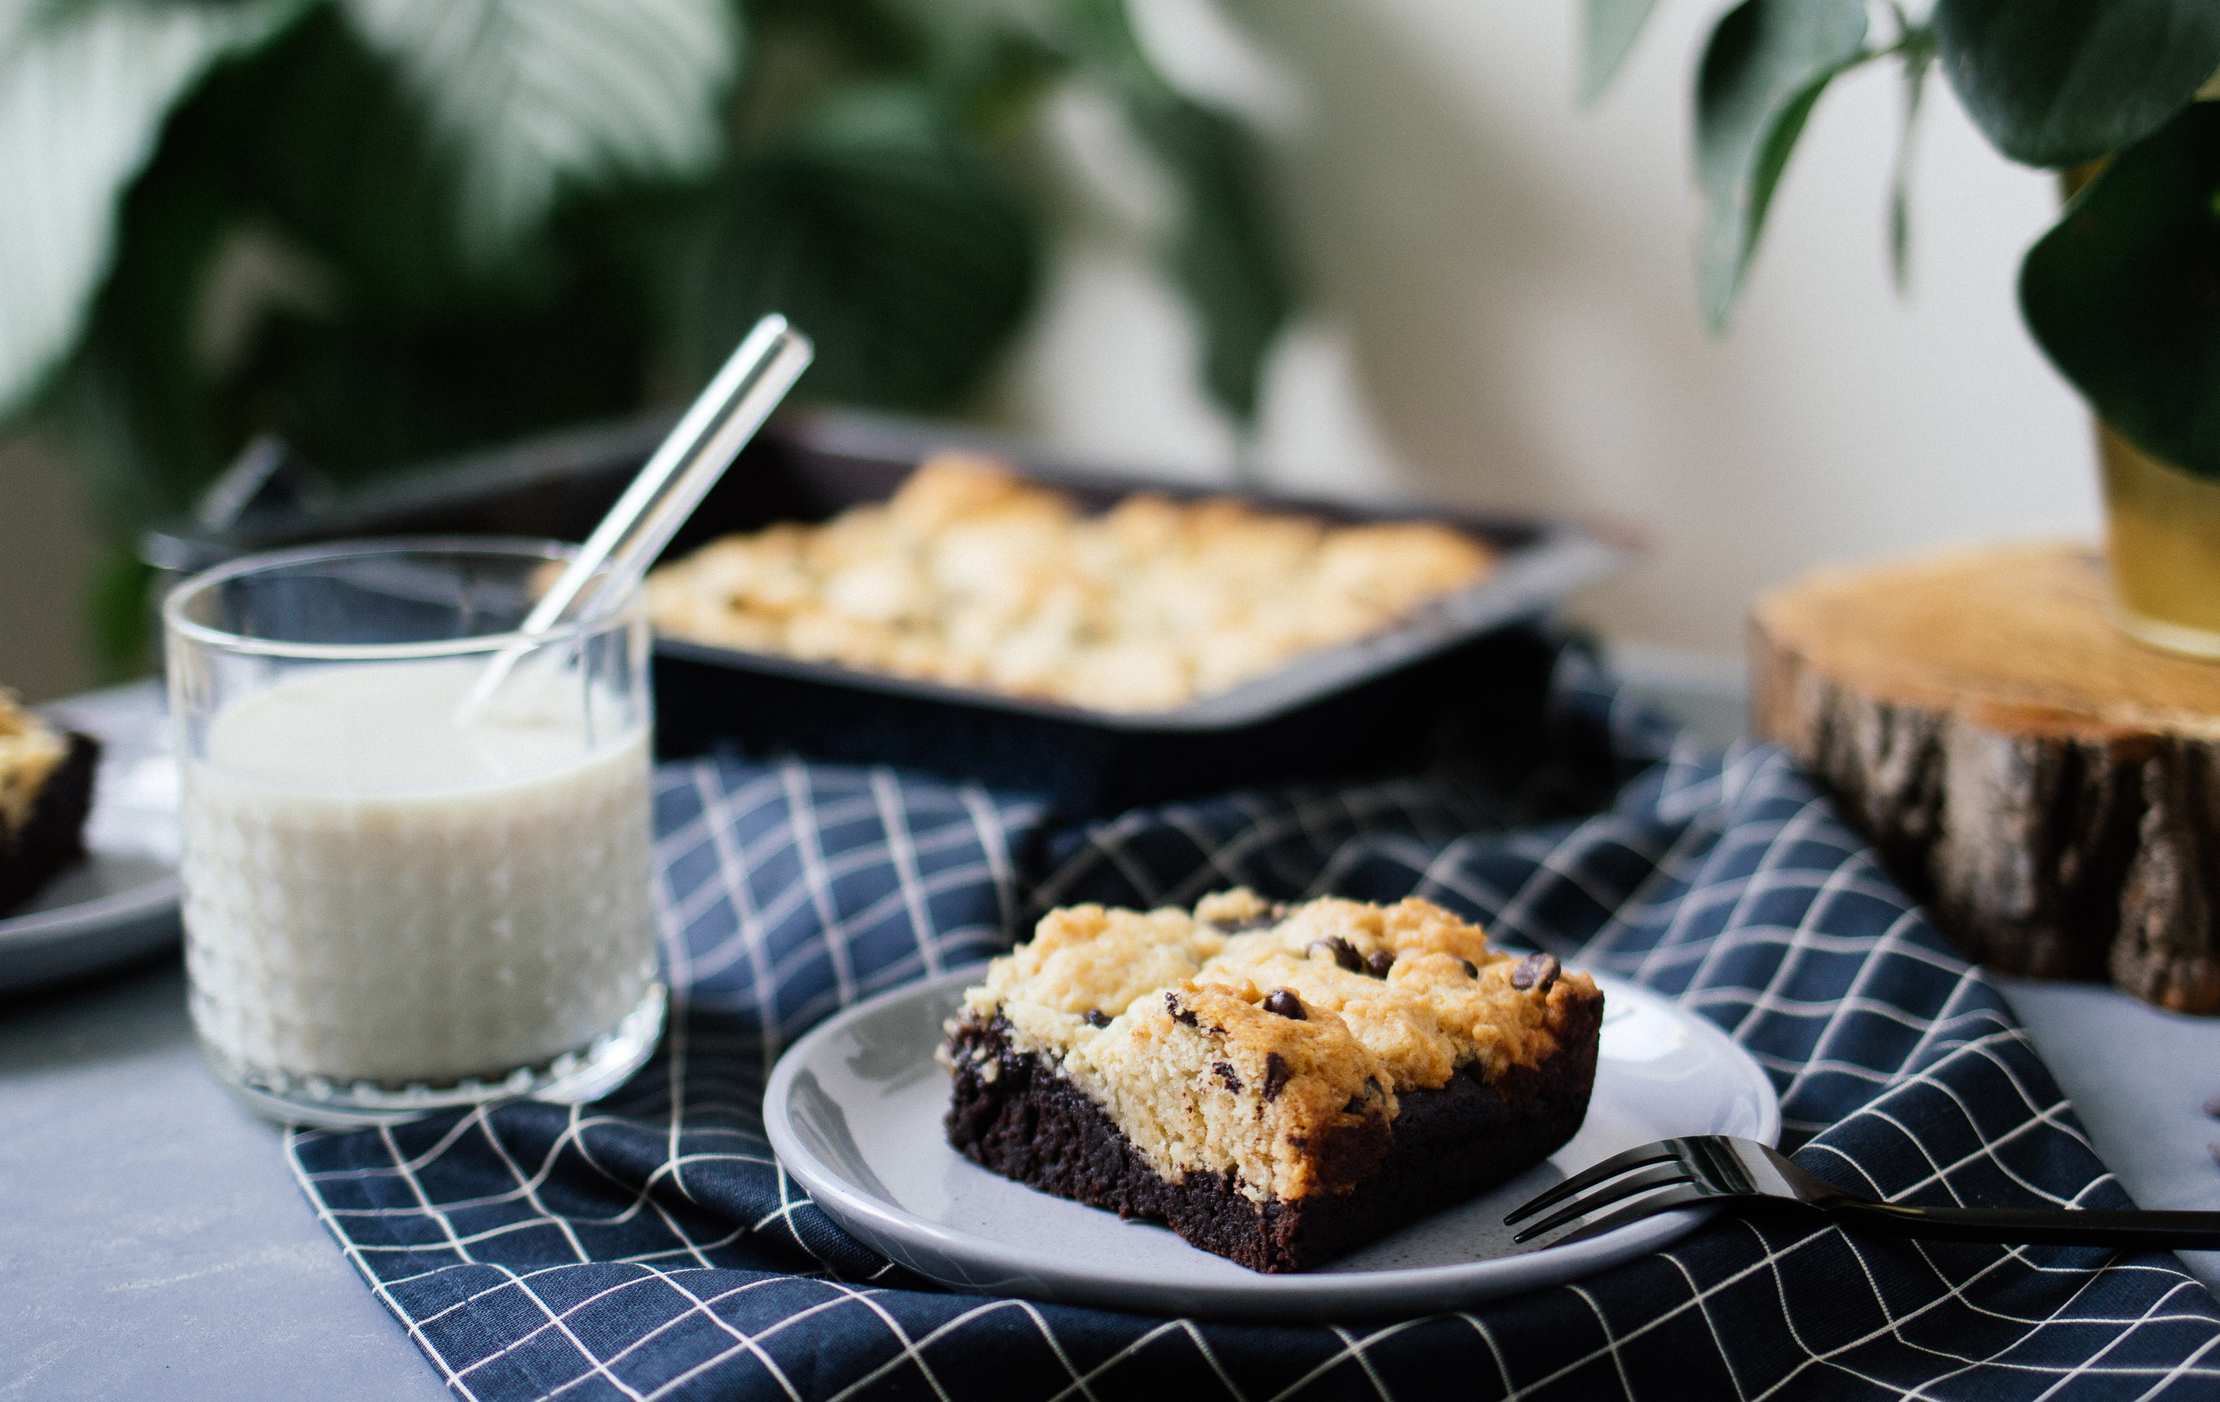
xmin=4 ymin=670 xmax=2215 ymax=1401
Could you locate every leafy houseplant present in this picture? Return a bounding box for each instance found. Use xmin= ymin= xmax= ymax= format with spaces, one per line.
xmin=0 ymin=0 xmax=1293 ymax=669
xmin=1590 ymin=0 xmax=2220 ymax=655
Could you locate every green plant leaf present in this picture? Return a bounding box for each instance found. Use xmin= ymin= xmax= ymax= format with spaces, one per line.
xmin=337 ymin=0 xmax=743 ymax=263
xmin=653 ymin=86 xmax=1043 ymax=411
xmin=1694 ymin=0 xmax=1870 ymax=328
xmin=1124 ymin=99 xmax=1295 ymax=426
xmin=0 ymin=0 xmax=312 ymax=418
xmin=38 ymin=163 xmax=240 ymax=537
xmin=36 ymin=2 xmax=665 ymax=547
xmin=192 ymin=7 xmax=530 ymax=318
xmin=86 ymin=547 xmax=158 ymax=682
xmin=1057 ymin=0 xmax=1295 ymax=427
xmin=2019 ymin=103 xmax=2220 ymax=480
xmin=1580 ymin=0 xmax=1661 ymax=105
xmin=229 ymin=289 xmax=655 ymax=484
xmin=1933 ymin=0 xmax=2220 ymax=168
xmin=1888 ymin=38 xmax=1934 ymax=292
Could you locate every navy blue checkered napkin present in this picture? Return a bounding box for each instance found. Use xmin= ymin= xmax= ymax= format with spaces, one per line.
xmin=290 ymin=637 xmax=2220 ymax=1400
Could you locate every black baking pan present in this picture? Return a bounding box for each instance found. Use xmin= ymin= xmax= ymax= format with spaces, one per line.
xmin=143 ymin=408 xmax=1631 ymax=813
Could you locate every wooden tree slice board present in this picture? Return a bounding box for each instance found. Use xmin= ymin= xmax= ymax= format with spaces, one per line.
xmin=1750 ymin=541 xmax=2220 ymax=1014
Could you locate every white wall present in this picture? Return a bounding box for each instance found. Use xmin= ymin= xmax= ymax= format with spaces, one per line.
xmin=984 ymin=0 xmax=2099 ymax=658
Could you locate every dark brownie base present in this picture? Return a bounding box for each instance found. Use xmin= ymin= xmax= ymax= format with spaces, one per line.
xmin=0 ymin=731 xmax=99 ymax=916
xmin=944 ymin=997 xmax=1602 ymax=1273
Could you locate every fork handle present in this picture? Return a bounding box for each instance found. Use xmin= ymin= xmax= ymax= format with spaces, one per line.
xmin=1824 ymin=1199 xmax=2220 ymax=1250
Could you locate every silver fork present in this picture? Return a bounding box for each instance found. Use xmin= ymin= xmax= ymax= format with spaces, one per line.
xmin=1504 ymin=1136 xmax=2220 ymax=1248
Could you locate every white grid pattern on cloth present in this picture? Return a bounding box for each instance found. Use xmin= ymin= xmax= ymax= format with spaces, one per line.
xmin=286 ymin=653 xmax=2220 ymax=1401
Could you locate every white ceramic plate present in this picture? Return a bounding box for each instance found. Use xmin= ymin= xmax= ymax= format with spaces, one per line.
xmin=0 ymin=718 xmax=181 ymax=995
xmin=764 ymin=969 xmax=1780 ymax=1319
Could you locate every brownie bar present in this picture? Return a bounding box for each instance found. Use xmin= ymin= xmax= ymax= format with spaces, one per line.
xmin=945 ymin=1002 xmax=1601 ymax=1272
xmin=939 ymin=890 xmax=1605 ymax=1273
xmin=0 ymin=728 xmax=98 ymax=915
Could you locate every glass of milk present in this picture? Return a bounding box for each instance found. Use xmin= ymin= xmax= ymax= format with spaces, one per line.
xmin=163 ymin=539 xmax=665 ymax=1125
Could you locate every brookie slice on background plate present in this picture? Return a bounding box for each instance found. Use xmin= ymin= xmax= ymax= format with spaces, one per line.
xmin=0 ymin=691 xmax=100 ymax=916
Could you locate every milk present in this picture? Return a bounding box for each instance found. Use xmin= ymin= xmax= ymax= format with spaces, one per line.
xmin=180 ymin=659 xmax=657 ymax=1085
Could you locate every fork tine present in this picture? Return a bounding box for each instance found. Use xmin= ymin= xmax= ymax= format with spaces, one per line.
xmin=1542 ymin=1183 xmax=1718 ymax=1246
xmin=1510 ymin=1161 xmax=1697 ymax=1242
xmin=1502 ymin=1139 xmax=1685 ymax=1226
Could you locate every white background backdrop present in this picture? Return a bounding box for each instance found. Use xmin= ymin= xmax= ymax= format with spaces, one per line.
xmin=0 ymin=0 xmax=2099 ymax=698
xmin=983 ymin=0 xmax=2099 ymax=656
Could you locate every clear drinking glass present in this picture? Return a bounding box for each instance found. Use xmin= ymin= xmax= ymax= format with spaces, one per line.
xmin=163 ymin=539 xmax=665 ymax=1125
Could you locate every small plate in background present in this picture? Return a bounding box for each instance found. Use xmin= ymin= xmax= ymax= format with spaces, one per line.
xmin=1 ymin=693 xmax=181 ymax=994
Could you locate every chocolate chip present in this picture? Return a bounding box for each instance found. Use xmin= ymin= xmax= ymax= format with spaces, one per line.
xmin=1262 ymin=1052 xmax=1291 ymax=1101
xmin=2204 ymin=1093 xmax=2220 ymax=1119
xmin=1212 ymin=1061 xmax=1243 ymax=1093
xmin=1165 ymin=992 xmax=1199 ymax=1028
xmin=1511 ymin=952 xmax=1560 ymax=993
xmin=1460 ymin=959 xmax=1479 ymax=978
xmin=2210 ymin=1141 xmax=2220 ymax=1170
xmin=1342 ymin=1095 xmax=1366 ymax=1114
xmin=1262 ymin=989 xmax=1306 ymax=1020
xmin=1308 ymin=937 xmax=1364 ymax=973
xmin=1204 ymin=899 xmax=1289 ymax=934
xmin=1365 ymin=950 xmax=1395 ymax=978
xmin=1082 ymin=1010 xmax=1111 ymax=1029
xmin=1209 ymin=913 xmax=1279 ymax=934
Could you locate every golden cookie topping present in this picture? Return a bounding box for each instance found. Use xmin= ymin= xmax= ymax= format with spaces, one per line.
xmin=947 ymin=889 xmax=1600 ymax=1202
xmin=0 ymin=692 xmax=67 ymax=833
xmin=647 ymin=456 xmax=1495 ymax=712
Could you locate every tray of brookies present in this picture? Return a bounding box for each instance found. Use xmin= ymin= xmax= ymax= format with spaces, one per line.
xmin=143 ymin=408 xmax=1628 ymax=811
